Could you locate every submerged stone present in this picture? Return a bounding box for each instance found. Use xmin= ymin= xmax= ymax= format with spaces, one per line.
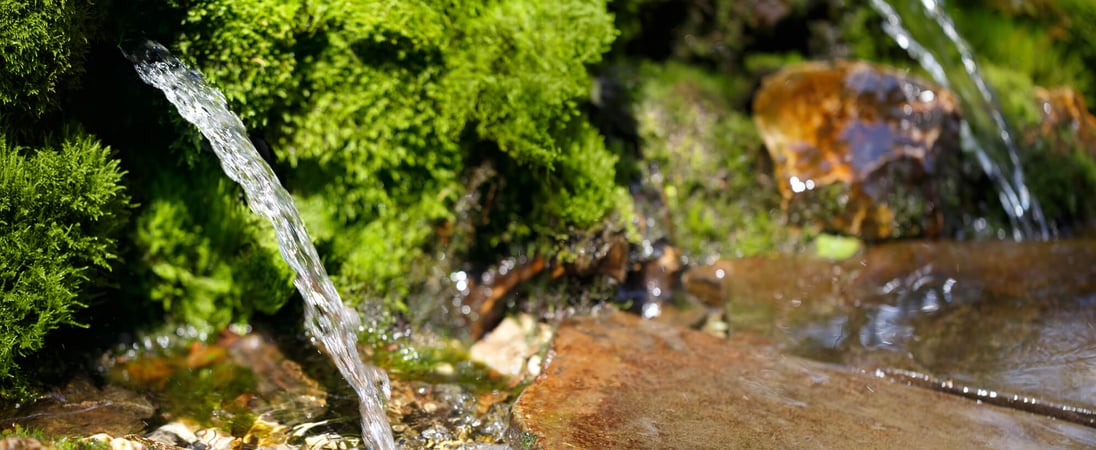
xmin=753 ymin=60 xmax=962 ymax=239
xmin=509 ymin=309 xmax=1096 ymax=448
xmin=5 ymin=375 xmax=154 ymax=437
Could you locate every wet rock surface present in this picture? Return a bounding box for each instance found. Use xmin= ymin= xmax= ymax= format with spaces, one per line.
xmin=0 ymin=328 xmax=513 ymax=449
xmin=510 ymin=309 xmax=1096 ymax=449
xmin=1 ymin=375 xmax=154 ymax=437
xmin=684 ymin=240 xmax=1096 ymax=412
xmin=753 ymin=60 xmax=962 ymax=239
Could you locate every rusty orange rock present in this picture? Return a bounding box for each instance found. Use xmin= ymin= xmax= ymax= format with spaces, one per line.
xmin=1031 ymin=86 xmax=1096 ymax=157
xmin=753 ymin=60 xmax=961 ymax=239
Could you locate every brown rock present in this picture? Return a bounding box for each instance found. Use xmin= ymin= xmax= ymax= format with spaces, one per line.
xmin=753 ymin=60 xmax=961 ymax=239
xmin=6 ymin=376 xmax=154 ymax=437
xmin=509 ymin=309 xmax=1096 ymax=449
xmin=0 ymin=437 xmax=44 ymax=450
xmin=1031 ymin=86 xmax=1096 ymax=157
xmin=681 ymin=240 xmax=1096 ymax=413
xmin=224 ymin=332 xmax=328 ymax=421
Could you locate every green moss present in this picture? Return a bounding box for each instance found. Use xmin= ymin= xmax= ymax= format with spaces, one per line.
xmin=133 ymin=162 xmax=295 ymax=330
xmin=369 ymin=338 xmax=504 ymax=389
xmin=813 ymin=234 xmax=862 ymax=260
xmin=143 ymin=0 xmax=624 ymax=314
xmin=0 ymin=0 xmax=97 ymax=123
xmin=1021 ymin=129 xmax=1096 ymax=229
xmin=950 ymin=0 xmax=1096 ymax=109
xmin=519 ymin=431 xmax=537 ymax=449
xmin=0 ymin=128 xmax=129 ymax=400
xmin=631 ymin=62 xmax=802 ymax=259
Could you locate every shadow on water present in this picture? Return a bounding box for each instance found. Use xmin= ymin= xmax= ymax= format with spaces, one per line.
xmin=685 ymin=239 xmax=1096 ymax=418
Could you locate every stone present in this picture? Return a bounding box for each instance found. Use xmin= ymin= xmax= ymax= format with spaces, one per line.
xmin=0 ymin=437 xmax=44 ymax=450
xmin=470 ymin=314 xmax=553 ymax=380
xmin=223 ymin=332 xmax=328 ymax=422
xmin=195 ymin=428 xmax=237 ymax=450
xmin=682 ymin=240 xmax=1096 ymax=414
xmin=1032 ymin=86 xmax=1096 ymax=157
xmin=144 ymin=422 xmax=197 ymax=447
xmin=6 ymin=375 xmax=154 ymax=437
xmin=753 ymin=60 xmax=962 ymax=239
xmin=509 ymin=309 xmax=1096 ymax=449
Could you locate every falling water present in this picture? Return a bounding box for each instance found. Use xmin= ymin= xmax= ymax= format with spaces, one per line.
xmin=870 ymin=0 xmax=1051 ymax=240
xmin=125 ymin=41 xmax=396 ymax=450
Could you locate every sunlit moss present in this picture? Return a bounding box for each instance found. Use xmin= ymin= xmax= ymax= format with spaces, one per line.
xmin=950 ymin=0 xmax=1096 ymax=108
xmin=132 ymin=163 xmax=295 ymax=330
xmin=0 ymin=0 xmax=96 ymax=124
xmin=118 ymin=0 xmax=623 ymax=323
xmin=0 ymin=128 xmax=130 ymax=400
xmin=630 ymin=62 xmax=804 ymax=259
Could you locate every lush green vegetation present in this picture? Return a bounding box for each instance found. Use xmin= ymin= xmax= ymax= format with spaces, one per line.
xmin=0 ymin=0 xmax=96 ymax=124
xmin=1 ymin=0 xmax=625 ymax=396
xmin=147 ymin=0 xmax=625 ymax=314
xmin=0 ymin=129 xmax=129 ymax=399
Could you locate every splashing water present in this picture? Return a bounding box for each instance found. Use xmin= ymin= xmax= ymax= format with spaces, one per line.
xmin=125 ymin=41 xmax=396 ymax=450
xmin=870 ymin=0 xmax=1051 ymax=240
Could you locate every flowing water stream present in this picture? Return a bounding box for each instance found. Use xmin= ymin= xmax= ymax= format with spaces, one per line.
xmin=871 ymin=0 xmax=1051 ymax=240
xmin=124 ymin=41 xmax=396 ymax=450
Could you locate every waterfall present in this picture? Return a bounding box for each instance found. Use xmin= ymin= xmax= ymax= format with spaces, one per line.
xmin=125 ymin=41 xmax=396 ymax=450
xmin=870 ymin=0 xmax=1051 ymax=240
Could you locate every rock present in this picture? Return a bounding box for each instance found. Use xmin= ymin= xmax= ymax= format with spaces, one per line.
xmin=6 ymin=375 xmax=154 ymax=437
xmin=509 ymin=309 xmax=1096 ymax=448
xmin=86 ymin=434 xmax=163 ymax=450
xmin=224 ymin=332 xmax=328 ymax=422
xmin=1032 ymin=86 xmax=1096 ymax=157
xmin=386 ymin=381 xmax=511 ymax=447
xmin=682 ymin=240 xmax=1096 ymax=413
xmin=194 ymin=428 xmax=237 ymax=450
xmin=144 ymin=422 xmax=197 ymax=447
xmin=0 ymin=437 xmax=44 ymax=450
xmin=469 ymin=314 xmax=553 ymax=380
xmin=753 ymin=60 xmax=962 ymax=239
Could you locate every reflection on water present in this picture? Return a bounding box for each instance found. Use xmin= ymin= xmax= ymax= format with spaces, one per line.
xmin=685 ymin=240 xmax=1096 ymax=411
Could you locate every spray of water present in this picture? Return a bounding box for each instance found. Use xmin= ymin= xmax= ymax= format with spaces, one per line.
xmin=124 ymin=41 xmax=396 ymax=450
xmin=870 ymin=0 xmax=1051 ymax=240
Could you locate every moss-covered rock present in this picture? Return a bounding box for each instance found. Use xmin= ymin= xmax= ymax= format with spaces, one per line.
xmin=1019 ymin=87 xmax=1096 ymax=231
xmin=108 ymin=0 xmax=625 ymax=326
xmin=626 ymin=62 xmax=800 ymax=259
xmin=0 ymin=128 xmax=130 ymax=400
